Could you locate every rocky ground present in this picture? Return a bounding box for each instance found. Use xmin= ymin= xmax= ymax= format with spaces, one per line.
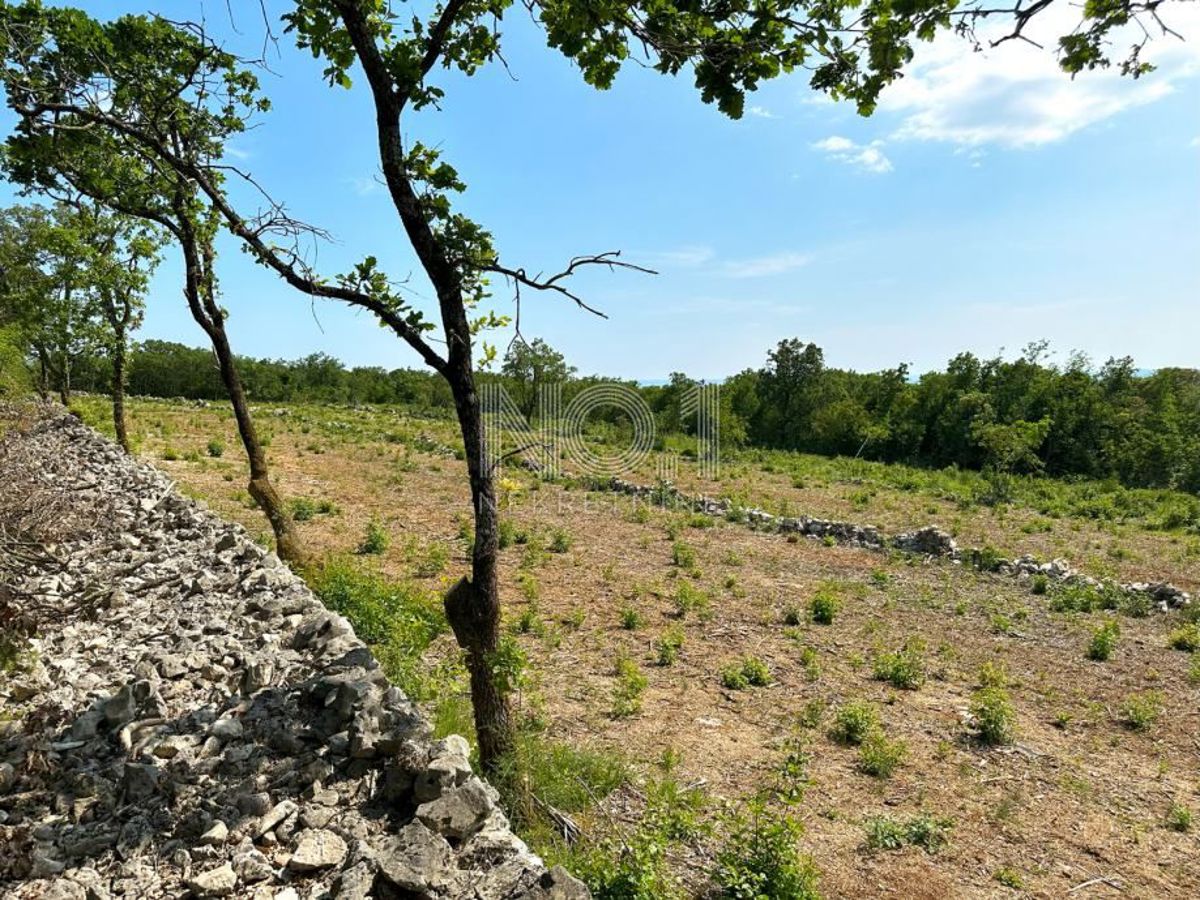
xmin=0 ymin=411 xmax=586 ymax=899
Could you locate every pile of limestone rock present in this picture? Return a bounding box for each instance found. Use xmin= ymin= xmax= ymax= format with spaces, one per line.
xmin=0 ymin=413 xmax=586 ymax=899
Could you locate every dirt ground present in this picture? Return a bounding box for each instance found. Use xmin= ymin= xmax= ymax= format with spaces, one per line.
xmin=77 ymin=397 xmax=1200 ymax=898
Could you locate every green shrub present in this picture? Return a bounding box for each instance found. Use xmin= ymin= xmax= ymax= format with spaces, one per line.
xmin=517 ymin=572 xmax=539 ymax=602
xmin=564 ymin=777 xmax=700 ymax=899
xmin=713 ymin=801 xmax=820 ymax=900
xmin=872 ymin=638 xmax=926 ymax=689
xmin=161 ymin=446 xmax=180 ymax=461
xmin=810 ymin=588 xmax=838 ymax=625
xmin=1119 ymin=691 xmax=1162 ymax=732
xmin=549 ymin=527 xmax=573 ymax=553
xmin=720 ymin=664 xmax=749 ymax=691
xmin=970 ymin=686 xmax=1015 ymax=746
xmin=1168 ymin=623 xmax=1200 ymax=652
xmin=513 ymin=603 xmax=544 ymax=636
xmin=619 ymin=604 xmax=643 ymax=631
xmin=968 ymin=545 xmax=1005 ymax=572
xmin=487 ymin=636 xmax=529 ymax=695
xmin=672 ymin=581 xmax=711 ymax=620
xmin=358 ymin=520 xmax=390 ymax=555
xmin=612 ymin=657 xmax=648 ymax=718
xmin=741 ymin=656 xmax=771 ymax=686
xmin=655 ymin=628 xmax=684 ymax=666
xmin=978 ymin=660 xmax=1008 ymax=688
xmin=993 ymin=867 xmax=1024 ymax=889
xmin=413 ymin=541 xmax=449 ymax=577
xmin=496 ymin=737 xmax=629 ymax=831
xmin=671 ymin=541 xmax=697 ymax=569
xmin=858 ymin=731 xmax=907 ymax=778
xmin=782 ymin=604 xmax=803 ymax=626
xmin=1049 ymin=581 xmax=1124 ymax=614
xmin=1166 ymin=802 xmax=1193 ymax=833
xmin=1031 ymin=574 xmax=1049 ymax=595
xmin=721 ymin=656 xmax=771 ymax=690
xmin=865 ymin=813 xmax=952 ymax=853
xmin=497 ymin=518 xmax=517 ymax=549
xmin=289 ymin=496 xmax=318 ymax=521
xmin=1087 ymin=619 xmax=1120 ymax=661
xmin=206 ymin=438 xmax=224 ymax=457
xmin=798 ymin=646 xmax=820 ymax=681
xmin=829 ymin=701 xmax=879 ymax=746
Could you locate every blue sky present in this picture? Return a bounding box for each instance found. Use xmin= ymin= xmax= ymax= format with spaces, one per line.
xmin=3 ymin=1 xmax=1198 ymax=380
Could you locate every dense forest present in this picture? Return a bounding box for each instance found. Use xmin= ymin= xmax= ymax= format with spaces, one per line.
xmin=51 ymin=336 xmax=1200 ymax=493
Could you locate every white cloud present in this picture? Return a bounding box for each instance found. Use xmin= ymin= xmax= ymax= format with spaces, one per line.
xmin=812 ymin=135 xmax=894 ymax=173
xmin=881 ymin=5 xmax=1200 ymax=148
xmin=643 ymin=245 xmax=715 ymax=268
xmin=349 ymin=175 xmax=383 ymax=197
xmin=720 ymin=251 xmax=812 ymax=278
xmin=747 ymin=105 xmax=778 ymax=119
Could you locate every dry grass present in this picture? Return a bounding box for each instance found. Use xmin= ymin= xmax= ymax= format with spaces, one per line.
xmin=74 ymin=396 xmax=1200 ymax=897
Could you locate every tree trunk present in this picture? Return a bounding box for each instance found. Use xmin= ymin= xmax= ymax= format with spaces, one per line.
xmin=442 ymin=360 xmax=515 ymax=773
xmin=36 ymin=349 xmax=49 ymax=401
xmin=173 ymin=211 xmax=304 ymax=567
xmin=208 ymin=316 xmax=305 ymax=565
xmin=58 ymin=356 xmax=70 ymax=406
xmin=329 ymin=3 xmax=517 ymax=772
xmin=111 ymin=327 xmax=129 ymax=453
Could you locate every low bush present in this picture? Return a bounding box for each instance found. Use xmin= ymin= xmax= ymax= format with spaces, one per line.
xmin=721 ymin=656 xmax=771 ymax=690
xmin=712 ymin=801 xmax=820 ymax=900
xmin=810 ymin=588 xmax=839 ymax=625
xmin=970 ymin=686 xmax=1016 ymax=746
xmin=358 ymin=520 xmax=389 ymax=555
xmin=1119 ymin=691 xmax=1162 ymax=731
xmin=858 ymin=731 xmax=907 ymax=778
xmin=1168 ymin=623 xmax=1200 ymax=652
xmin=612 ymin=657 xmax=648 ymax=718
xmin=655 ymin=628 xmax=684 ymax=666
xmin=872 ymin=638 xmax=926 ymax=689
xmin=864 ymin=813 xmax=952 ymax=853
xmin=829 ymin=701 xmax=878 ymax=746
xmin=1087 ymin=619 xmax=1120 ymax=661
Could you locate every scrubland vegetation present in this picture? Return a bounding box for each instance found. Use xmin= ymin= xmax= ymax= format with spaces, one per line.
xmin=65 ymin=393 xmax=1200 ymax=897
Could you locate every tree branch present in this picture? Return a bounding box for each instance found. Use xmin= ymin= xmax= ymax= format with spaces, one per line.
xmin=485 ymin=251 xmax=657 ymax=319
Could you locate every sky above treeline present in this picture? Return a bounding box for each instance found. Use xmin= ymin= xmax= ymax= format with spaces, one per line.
xmin=1 ymin=1 xmax=1198 ymax=381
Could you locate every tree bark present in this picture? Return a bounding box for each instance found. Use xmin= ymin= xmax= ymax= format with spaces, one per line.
xmin=57 ymin=355 xmax=70 ymax=406
xmin=174 ymin=202 xmax=305 ymax=566
xmin=36 ymin=348 xmax=49 ymax=401
xmin=443 ymin=365 xmax=513 ymax=770
xmin=111 ymin=324 xmax=129 ymax=453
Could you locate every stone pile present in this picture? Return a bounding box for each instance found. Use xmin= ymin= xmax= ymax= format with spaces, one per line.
xmin=0 ymin=414 xmax=587 ymax=899
xmin=588 ymin=473 xmax=1192 ymax=613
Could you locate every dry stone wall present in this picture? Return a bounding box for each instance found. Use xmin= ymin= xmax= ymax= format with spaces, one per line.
xmin=0 ymin=414 xmax=587 ymax=900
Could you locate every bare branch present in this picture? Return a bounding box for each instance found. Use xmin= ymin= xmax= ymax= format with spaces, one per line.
xmin=485 ymin=251 xmax=657 ymax=319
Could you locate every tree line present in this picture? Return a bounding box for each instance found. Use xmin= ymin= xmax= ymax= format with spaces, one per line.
xmin=52 ymin=332 xmax=1200 ymax=494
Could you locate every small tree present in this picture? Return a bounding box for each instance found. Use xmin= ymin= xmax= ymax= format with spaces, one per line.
xmin=0 ymin=14 xmax=304 ymax=562
xmin=500 ymin=338 xmax=576 ymax=420
xmin=0 ymin=202 xmax=105 ymax=405
xmin=85 ymin=206 xmax=163 ymax=452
